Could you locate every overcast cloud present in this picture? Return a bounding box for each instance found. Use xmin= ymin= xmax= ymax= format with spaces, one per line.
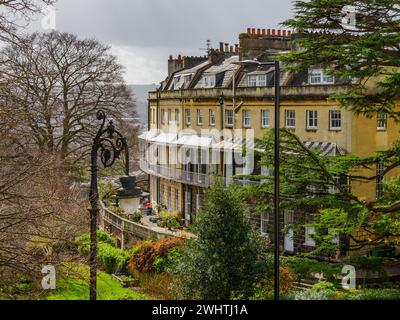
xmin=30 ymin=0 xmax=294 ymax=84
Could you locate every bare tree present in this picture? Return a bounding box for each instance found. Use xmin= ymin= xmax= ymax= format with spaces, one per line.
xmin=0 ymin=0 xmax=55 ymax=43
xmin=0 ymin=31 xmax=137 ymax=168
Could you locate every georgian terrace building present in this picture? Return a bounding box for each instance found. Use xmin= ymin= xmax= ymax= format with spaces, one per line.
xmin=139 ymin=28 xmax=400 ymax=255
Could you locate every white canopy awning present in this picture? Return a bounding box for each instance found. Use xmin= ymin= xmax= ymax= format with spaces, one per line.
xmin=138 ymin=129 xmax=159 ymax=141
xmin=150 ymin=132 xmax=178 ymax=144
xmin=172 ymin=134 xmax=216 ymax=148
xmin=214 ymin=136 xmax=259 ymax=151
xmin=304 ymin=141 xmax=347 ymax=156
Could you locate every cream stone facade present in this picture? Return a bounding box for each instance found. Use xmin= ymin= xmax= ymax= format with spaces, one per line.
xmin=139 ymin=28 xmax=400 ymax=255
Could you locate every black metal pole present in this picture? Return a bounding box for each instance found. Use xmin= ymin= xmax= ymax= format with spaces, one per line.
xmin=88 ymin=143 xmax=99 ymax=301
xmin=274 ymin=60 xmax=281 ymax=301
xmin=87 ymin=110 xmax=129 ymax=301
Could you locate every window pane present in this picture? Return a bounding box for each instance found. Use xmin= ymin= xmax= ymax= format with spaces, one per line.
xmin=377 ymin=111 xmax=387 ymax=129
xmin=261 ymin=110 xmax=270 ymax=127
xmin=330 ymin=110 xmax=341 ymax=129
xmin=285 ymin=110 xmax=296 ymax=128
xmin=243 ymin=110 xmax=251 ymax=127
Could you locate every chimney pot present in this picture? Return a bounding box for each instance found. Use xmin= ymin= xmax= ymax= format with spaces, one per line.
xmin=247 ymin=27 xmax=251 ymax=34
xmin=229 ymin=45 xmax=233 ymax=53
xmin=257 ymin=28 xmax=261 ymax=35
xmin=267 ymin=29 xmax=271 ymax=35
xmin=225 ymin=43 xmax=229 ymax=52
xmin=235 ymin=44 xmax=239 ymax=53
xmin=251 ymin=28 xmax=256 ymax=34
xmin=178 ymin=54 xmax=182 ymax=60
xmin=272 ymin=29 xmax=276 ymax=35
xmin=262 ymin=29 xmax=266 ymax=35
xmin=287 ymin=30 xmax=292 ymax=37
xmin=219 ymin=42 xmax=224 ymax=52
xmin=277 ymin=30 xmax=281 ymax=36
xmin=282 ymin=30 xmax=287 ymax=37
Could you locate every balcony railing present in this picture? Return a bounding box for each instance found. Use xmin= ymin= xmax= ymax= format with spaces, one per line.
xmin=140 ymin=159 xmax=263 ymax=188
xmin=139 ymin=159 xmax=213 ymax=187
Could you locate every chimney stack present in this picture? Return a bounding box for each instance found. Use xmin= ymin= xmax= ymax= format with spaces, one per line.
xmin=219 ymin=42 xmax=224 ymax=52
xmin=225 ymin=43 xmax=229 ymax=52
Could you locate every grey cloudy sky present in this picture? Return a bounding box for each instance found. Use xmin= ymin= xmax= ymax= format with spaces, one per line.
xmin=32 ymin=0 xmax=294 ymax=84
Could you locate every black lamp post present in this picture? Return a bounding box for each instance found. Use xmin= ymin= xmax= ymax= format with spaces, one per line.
xmin=232 ymin=58 xmax=281 ymax=300
xmin=88 ymin=110 xmax=129 ymax=301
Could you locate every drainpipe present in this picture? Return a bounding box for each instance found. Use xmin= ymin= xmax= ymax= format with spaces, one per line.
xmin=156 ymin=87 xmax=161 ymax=204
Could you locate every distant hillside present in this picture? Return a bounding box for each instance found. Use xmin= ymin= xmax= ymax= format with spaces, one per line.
xmin=127 ymin=84 xmax=158 ymax=127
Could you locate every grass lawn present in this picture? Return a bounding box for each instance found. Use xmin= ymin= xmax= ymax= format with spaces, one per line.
xmin=45 ymin=263 xmax=149 ymax=300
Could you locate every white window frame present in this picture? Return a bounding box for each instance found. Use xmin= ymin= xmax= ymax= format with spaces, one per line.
xmin=225 ymin=109 xmax=234 ymax=127
xmin=243 ymin=110 xmax=251 ymax=128
xmin=261 ymin=110 xmax=270 ymax=128
xmin=185 ymin=109 xmax=191 ymax=125
xmin=306 ymin=110 xmax=318 ymax=129
xmin=161 ymin=109 xmax=166 ymax=125
xmin=247 ymin=74 xmax=267 ymax=87
xmin=173 ymin=76 xmax=180 ymax=88
xmin=168 ymin=109 xmax=172 ymax=124
xmin=377 ymin=111 xmax=387 ymax=130
xmin=329 ymin=229 xmax=340 ymax=245
xmin=329 ymin=110 xmax=342 ymax=130
xmin=309 ymin=68 xmax=335 ymax=85
xmin=197 ymin=109 xmax=203 ymax=125
xmin=305 ymin=226 xmax=316 ymax=247
xmin=183 ymin=74 xmax=192 ymax=86
xmin=209 ymin=109 xmax=216 ymax=126
xmin=285 ymin=110 xmax=296 ymax=128
xmin=203 ymin=74 xmax=216 ymax=88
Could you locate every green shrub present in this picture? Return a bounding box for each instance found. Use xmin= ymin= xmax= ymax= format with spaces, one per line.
xmin=152 ymin=247 xmax=184 ymax=274
xmin=75 ymin=230 xmax=116 ymax=253
xmin=129 ymin=210 xmax=143 ymax=223
xmin=75 ymin=231 xmax=128 ymax=274
xmin=284 ymin=256 xmax=342 ymax=285
xmin=127 ymin=237 xmax=185 ymax=274
xmin=98 ymin=243 xmax=130 ymax=274
xmin=159 ymin=211 xmax=180 ymax=221
xmin=348 ymin=255 xmax=386 ymax=282
xmin=158 ymin=211 xmax=182 ymax=230
xmin=294 ymin=281 xmax=339 ymax=300
xmin=152 ymin=256 xmax=168 ymax=274
xmin=346 ymin=288 xmax=400 ymax=300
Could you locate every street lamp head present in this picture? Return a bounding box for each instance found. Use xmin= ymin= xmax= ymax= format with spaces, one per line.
xmin=106 ymin=120 xmax=115 ymax=138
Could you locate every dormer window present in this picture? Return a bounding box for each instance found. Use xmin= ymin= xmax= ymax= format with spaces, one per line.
xmin=183 ymin=74 xmax=192 ymax=87
xmin=203 ymin=75 xmax=216 ymax=88
xmin=247 ymin=74 xmax=267 ymax=87
xmin=309 ymin=68 xmax=335 ymax=84
xmin=173 ymin=76 xmax=180 ymax=88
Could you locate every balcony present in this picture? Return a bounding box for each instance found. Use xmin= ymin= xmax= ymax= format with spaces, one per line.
xmin=148 ymin=85 xmax=351 ymax=101
xmin=140 ymin=159 xmax=263 ymax=188
xmin=139 ymin=159 xmax=213 ymax=187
